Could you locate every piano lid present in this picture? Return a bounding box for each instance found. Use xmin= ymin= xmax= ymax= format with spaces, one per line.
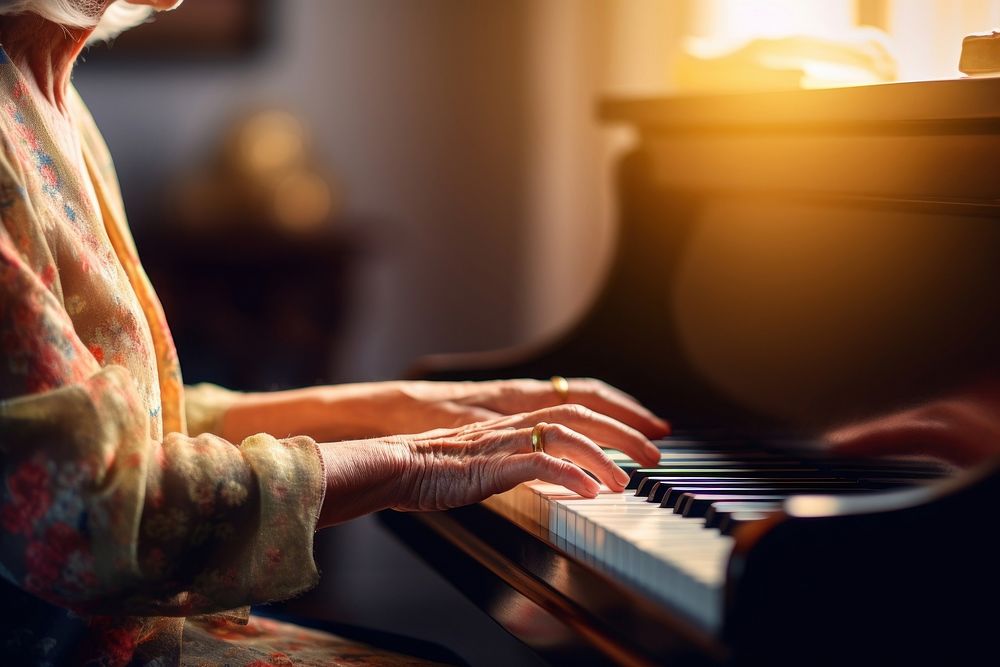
xmin=598 ymin=76 xmax=1000 ymax=133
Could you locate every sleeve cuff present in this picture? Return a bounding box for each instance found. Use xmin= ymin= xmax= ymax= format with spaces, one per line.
xmin=238 ymin=433 xmax=326 ymax=602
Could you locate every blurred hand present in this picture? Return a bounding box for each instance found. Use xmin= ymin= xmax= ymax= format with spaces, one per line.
xmin=316 ymin=404 xmax=662 ymax=527
xmin=825 ymin=382 xmax=1000 ymax=467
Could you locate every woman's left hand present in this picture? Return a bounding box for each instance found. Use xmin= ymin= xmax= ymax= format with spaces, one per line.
xmin=381 ymin=378 xmax=670 ymax=438
xmin=219 ymin=378 xmax=669 ymax=448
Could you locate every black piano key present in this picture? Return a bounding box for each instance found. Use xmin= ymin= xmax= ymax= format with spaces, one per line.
xmin=641 ymin=450 xmax=791 ymax=460
xmin=719 ymin=511 xmax=780 ymax=535
xmin=633 ymin=475 xmax=820 ymax=497
xmin=645 ymin=479 xmax=858 ymax=504
xmin=626 ymin=467 xmax=823 ymax=490
xmin=621 ymin=457 xmax=799 ymax=477
xmin=634 ymin=476 xmax=663 ymax=498
xmin=654 ymin=438 xmax=757 ymax=451
xmin=662 ymin=487 xmax=868 ymax=510
xmin=676 ymin=494 xmax=786 ymax=517
xmin=631 ymin=475 xmax=828 ymax=498
xmin=658 ymin=447 xmax=797 ymax=459
xmin=642 ymin=459 xmax=803 ymax=470
xmin=704 ymin=502 xmax=783 ymax=529
xmin=858 ymin=477 xmax=936 ymax=487
xmin=618 ymin=463 xmax=646 ymax=479
xmin=661 ymin=451 xmax=787 ymax=458
xmin=642 ymin=478 xmax=788 ymax=502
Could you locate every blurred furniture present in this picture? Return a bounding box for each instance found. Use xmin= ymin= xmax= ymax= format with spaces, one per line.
xmin=135 ymin=105 xmax=351 ymax=390
xmin=386 ymin=76 xmax=1000 ymax=665
xmin=137 ymin=225 xmax=359 ymax=390
xmin=173 ymin=109 xmax=341 ymax=236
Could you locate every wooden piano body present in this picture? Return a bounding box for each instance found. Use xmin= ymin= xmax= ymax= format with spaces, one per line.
xmin=383 ymin=78 xmax=1000 ymax=665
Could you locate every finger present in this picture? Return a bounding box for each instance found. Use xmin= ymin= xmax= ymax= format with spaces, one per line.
xmin=492 ymin=405 xmax=660 ymax=467
xmin=438 ymin=401 xmax=503 ymax=427
xmin=567 ymin=379 xmax=670 ymax=438
xmin=515 ymin=422 xmax=631 ymax=491
xmin=471 ymin=379 xmax=670 ymax=438
xmin=501 ymin=451 xmax=601 ymax=498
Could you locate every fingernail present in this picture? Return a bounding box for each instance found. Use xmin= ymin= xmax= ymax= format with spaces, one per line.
xmin=613 ymin=466 xmax=630 ymax=487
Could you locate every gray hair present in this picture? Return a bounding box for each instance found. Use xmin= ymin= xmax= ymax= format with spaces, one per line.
xmin=0 ymin=1 xmax=154 ymax=42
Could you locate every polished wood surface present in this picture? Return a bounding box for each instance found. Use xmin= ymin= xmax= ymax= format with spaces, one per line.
xmin=382 ymin=504 xmax=723 ymax=666
xmin=598 ymin=76 xmax=1000 ymax=130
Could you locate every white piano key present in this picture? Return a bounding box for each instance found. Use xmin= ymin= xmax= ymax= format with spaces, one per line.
xmin=487 ymin=482 xmax=735 ymax=631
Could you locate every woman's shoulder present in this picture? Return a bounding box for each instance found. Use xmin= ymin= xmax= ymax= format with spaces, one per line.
xmin=0 ymin=59 xmax=39 ymax=188
xmin=0 ymin=101 xmax=25 ymax=190
xmin=0 ymin=117 xmax=26 ymax=217
xmin=67 ymin=85 xmax=124 ymax=202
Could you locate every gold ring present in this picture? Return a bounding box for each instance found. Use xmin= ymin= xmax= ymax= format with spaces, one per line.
xmin=531 ymin=422 xmax=546 ymax=454
xmin=550 ymin=376 xmax=570 ymax=403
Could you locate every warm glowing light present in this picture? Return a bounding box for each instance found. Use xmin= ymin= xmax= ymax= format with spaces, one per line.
xmin=784 ymin=495 xmax=842 ymax=517
xmin=678 ymin=2 xmax=889 ymax=91
xmin=677 ymin=0 xmax=1000 ymax=92
xmin=670 ymin=200 xmax=986 ymax=424
xmin=272 ymin=171 xmax=334 ymax=232
xmin=241 ymin=111 xmax=306 ymax=174
xmin=691 ymin=0 xmax=857 ymax=47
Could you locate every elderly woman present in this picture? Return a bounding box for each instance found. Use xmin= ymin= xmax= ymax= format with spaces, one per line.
xmin=0 ymin=1 xmax=670 ymax=664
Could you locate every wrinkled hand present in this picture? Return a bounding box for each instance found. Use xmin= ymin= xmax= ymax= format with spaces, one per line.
xmin=825 ymin=382 xmax=1000 ymax=467
xmin=381 ymin=378 xmax=669 ymax=439
xmin=220 ymin=378 xmax=668 ymax=445
xmin=316 ymin=403 xmax=662 ymax=527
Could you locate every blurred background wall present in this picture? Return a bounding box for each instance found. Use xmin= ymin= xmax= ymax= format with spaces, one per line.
xmin=79 ymin=0 xmax=531 ymax=383
xmin=73 ymin=0 xmax=700 ymax=388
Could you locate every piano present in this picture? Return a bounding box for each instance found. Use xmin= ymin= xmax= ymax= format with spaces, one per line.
xmin=380 ymin=77 xmax=1000 ymax=665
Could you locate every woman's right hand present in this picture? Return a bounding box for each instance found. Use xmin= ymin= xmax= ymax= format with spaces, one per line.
xmin=315 ymin=404 xmax=661 ymax=528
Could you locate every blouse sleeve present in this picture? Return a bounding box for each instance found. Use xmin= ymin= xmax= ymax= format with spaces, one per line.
xmin=0 ymin=152 xmax=325 ymax=617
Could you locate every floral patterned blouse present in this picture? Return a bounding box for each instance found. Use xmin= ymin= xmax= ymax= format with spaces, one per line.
xmin=0 ymin=47 xmax=426 ymax=667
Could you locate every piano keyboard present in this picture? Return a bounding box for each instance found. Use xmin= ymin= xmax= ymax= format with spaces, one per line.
xmin=484 ymin=438 xmax=950 ymax=633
